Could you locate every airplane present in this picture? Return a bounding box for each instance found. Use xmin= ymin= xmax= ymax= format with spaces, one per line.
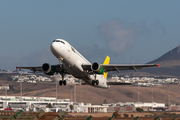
xmin=16 ymin=39 xmax=159 ymax=88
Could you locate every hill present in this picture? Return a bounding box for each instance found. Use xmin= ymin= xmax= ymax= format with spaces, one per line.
xmin=147 ymin=45 xmax=180 ymax=77
xmin=115 ymin=45 xmax=180 ymax=77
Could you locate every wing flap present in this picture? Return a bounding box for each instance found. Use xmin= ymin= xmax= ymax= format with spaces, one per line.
xmin=16 ymin=66 xmax=42 ymax=72
xmin=102 ymin=64 xmax=159 ymax=72
xmin=16 ymin=64 xmax=67 ymax=73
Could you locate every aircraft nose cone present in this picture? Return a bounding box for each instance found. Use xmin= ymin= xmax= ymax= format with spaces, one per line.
xmin=51 ymin=41 xmax=61 ymax=50
xmin=50 ymin=42 xmax=55 ymax=52
xmin=50 ymin=42 xmax=60 ymax=55
xmin=50 ymin=41 xmax=64 ymax=60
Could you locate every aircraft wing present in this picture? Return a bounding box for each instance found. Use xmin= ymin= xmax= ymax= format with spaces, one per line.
xmin=102 ymin=64 xmax=159 ymax=72
xmin=16 ymin=66 xmax=42 ymax=72
xmin=16 ymin=64 xmax=67 ymax=73
xmin=82 ymin=64 xmax=159 ymax=73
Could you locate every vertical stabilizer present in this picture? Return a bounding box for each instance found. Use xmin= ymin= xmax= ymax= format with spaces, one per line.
xmin=103 ymin=56 xmax=110 ymax=79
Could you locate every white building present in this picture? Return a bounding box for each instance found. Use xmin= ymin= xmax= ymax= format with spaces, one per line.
xmin=0 ymin=85 xmax=9 ymax=90
xmin=0 ymin=96 xmax=108 ymax=113
xmin=134 ymin=102 xmax=165 ymax=108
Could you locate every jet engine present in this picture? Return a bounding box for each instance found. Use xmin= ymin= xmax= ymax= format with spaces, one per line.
xmin=42 ymin=63 xmax=55 ymax=75
xmin=91 ymin=62 xmax=104 ymax=74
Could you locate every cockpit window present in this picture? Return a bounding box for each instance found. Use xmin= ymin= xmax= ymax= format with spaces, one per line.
xmin=61 ymin=41 xmax=65 ymax=44
xmin=53 ymin=40 xmax=65 ymax=44
xmin=53 ymin=40 xmax=60 ymax=42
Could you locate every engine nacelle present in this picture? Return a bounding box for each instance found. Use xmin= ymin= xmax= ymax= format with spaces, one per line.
xmin=42 ymin=63 xmax=55 ymax=75
xmin=91 ymin=62 xmax=104 ymax=74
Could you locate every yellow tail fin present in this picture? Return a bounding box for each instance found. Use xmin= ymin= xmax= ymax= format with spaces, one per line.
xmin=103 ymin=56 xmax=110 ymax=79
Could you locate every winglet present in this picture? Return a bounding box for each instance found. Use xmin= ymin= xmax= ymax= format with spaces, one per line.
xmin=103 ymin=56 xmax=110 ymax=79
xmin=158 ymin=64 xmax=160 ymax=68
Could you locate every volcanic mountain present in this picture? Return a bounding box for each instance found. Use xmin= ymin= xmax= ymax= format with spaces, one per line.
xmin=117 ymin=45 xmax=180 ymax=77
xmin=147 ymin=45 xmax=180 ymax=77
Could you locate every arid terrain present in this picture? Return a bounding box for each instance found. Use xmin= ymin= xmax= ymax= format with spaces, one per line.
xmin=1 ymin=74 xmax=180 ymax=105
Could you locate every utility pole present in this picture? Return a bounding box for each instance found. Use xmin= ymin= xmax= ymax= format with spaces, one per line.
xmin=138 ymin=84 xmax=139 ymax=104
xmin=5 ymin=87 xmax=7 ymax=108
xmin=53 ymin=74 xmax=59 ymax=103
xmin=71 ymin=90 xmax=73 ymax=102
xmin=74 ymin=83 xmax=76 ymax=103
xmin=169 ymin=85 xmax=170 ymax=110
xmin=19 ymin=73 xmax=22 ymax=108
xmin=56 ymin=78 xmax=57 ymax=103
xmin=151 ymin=86 xmax=153 ymax=103
xmin=20 ymin=80 xmax=22 ymax=104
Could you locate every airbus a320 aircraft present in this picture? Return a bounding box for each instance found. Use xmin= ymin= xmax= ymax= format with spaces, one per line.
xmin=16 ymin=39 xmax=159 ymax=88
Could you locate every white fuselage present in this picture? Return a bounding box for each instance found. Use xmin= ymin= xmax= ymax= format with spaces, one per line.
xmin=50 ymin=39 xmax=109 ymax=88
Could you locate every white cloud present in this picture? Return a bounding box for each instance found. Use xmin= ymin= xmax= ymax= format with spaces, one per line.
xmin=97 ymin=19 xmax=137 ymax=54
xmin=95 ymin=19 xmax=167 ymax=63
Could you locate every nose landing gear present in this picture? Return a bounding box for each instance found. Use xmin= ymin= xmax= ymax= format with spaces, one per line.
xmin=59 ymin=69 xmax=67 ymax=86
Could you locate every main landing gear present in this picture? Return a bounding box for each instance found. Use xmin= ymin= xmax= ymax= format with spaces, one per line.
xmin=59 ymin=70 xmax=66 ymax=86
xmin=92 ymin=80 xmax=99 ymax=86
xmin=92 ymin=74 xmax=99 ymax=86
xmin=59 ymin=80 xmax=66 ymax=86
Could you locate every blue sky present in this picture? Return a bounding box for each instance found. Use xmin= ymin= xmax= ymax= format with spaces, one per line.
xmin=0 ymin=0 xmax=180 ymax=70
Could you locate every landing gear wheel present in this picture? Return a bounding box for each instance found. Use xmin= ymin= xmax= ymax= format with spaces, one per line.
xmin=92 ymin=80 xmax=95 ymax=86
xmin=95 ymin=80 xmax=99 ymax=85
xmin=63 ymin=80 xmax=66 ymax=86
xmin=58 ymin=70 xmax=67 ymax=86
xmin=59 ymin=80 xmax=66 ymax=86
xmin=59 ymin=80 xmax=62 ymax=86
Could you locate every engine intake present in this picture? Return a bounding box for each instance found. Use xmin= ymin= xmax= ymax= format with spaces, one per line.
xmin=91 ymin=62 xmax=104 ymax=74
xmin=42 ymin=63 xmax=55 ymax=75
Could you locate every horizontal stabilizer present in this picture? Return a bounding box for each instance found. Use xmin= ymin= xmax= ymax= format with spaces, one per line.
xmin=107 ymin=82 xmax=132 ymax=85
xmin=81 ymin=82 xmax=132 ymax=85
